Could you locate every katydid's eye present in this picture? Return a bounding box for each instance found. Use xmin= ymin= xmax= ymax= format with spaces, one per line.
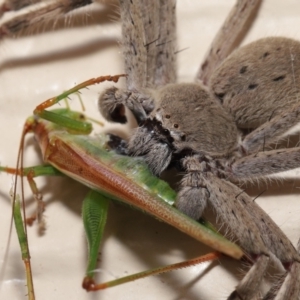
xmin=165 ymin=114 xmax=171 ymax=119
xmin=174 ymin=124 xmax=178 ymax=128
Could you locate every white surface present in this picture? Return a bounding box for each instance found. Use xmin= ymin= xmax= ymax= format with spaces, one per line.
xmin=1 ymin=1 xmax=300 ymax=299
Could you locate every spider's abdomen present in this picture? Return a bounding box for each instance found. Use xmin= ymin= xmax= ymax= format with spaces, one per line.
xmin=210 ymin=37 xmax=300 ymax=129
xmin=154 ymin=83 xmax=238 ymax=156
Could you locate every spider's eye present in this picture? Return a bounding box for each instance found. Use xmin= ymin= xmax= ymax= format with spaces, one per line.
xmin=165 ymin=114 xmax=171 ymax=119
xmin=174 ymin=124 xmax=179 ymax=128
xmin=163 ymin=128 xmax=169 ymax=134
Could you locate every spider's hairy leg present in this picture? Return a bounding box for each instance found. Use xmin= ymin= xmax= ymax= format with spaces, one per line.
xmin=99 ymin=86 xmax=155 ymax=124
xmin=179 ymin=156 xmax=300 ymax=299
xmin=241 ymin=103 xmax=300 ymax=154
xmin=178 ymin=156 xmax=275 ymax=299
xmin=229 ymin=147 xmax=300 ymax=180
xmin=98 ymin=0 xmax=176 ymax=125
xmin=264 ymin=239 xmax=300 ymax=300
xmin=0 ymin=0 xmax=93 ymax=37
xmin=0 ymin=0 xmax=42 ymax=13
xmin=196 ymin=0 xmax=261 ymax=85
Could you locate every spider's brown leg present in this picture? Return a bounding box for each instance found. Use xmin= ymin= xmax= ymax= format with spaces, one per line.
xmin=225 ymin=152 xmax=300 ymax=298
xmin=263 ymin=239 xmax=300 ymax=300
xmin=178 ymin=156 xmax=300 ymax=299
xmin=118 ymin=0 xmax=176 ymax=90
xmin=0 ymin=0 xmax=42 ymax=14
xmin=229 ymin=147 xmax=300 ymax=180
xmin=241 ymin=104 xmax=300 ymax=154
xmin=0 ymin=0 xmax=93 ymax=37
xmin=178 ymin=156 xmax=269 ymax=299
xmin=206 ymin=175 xmax=300 ymax=299
xmin=196 ymin=0 xmax=261 ymax=85
xmin=99 ymin=0 xmax=176 ymax=124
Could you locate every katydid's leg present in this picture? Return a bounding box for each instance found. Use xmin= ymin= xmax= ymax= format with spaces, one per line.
xmin=81 ymin=190 xmax=110 ymax=289
xmin=85 ymin=251 xmax=221 ymax=291
xmin=32 ymin=75 xmax=126 ymax=133
xmin=81 ymin=190 xmax=220 ymax=292
xmin=1 ymin=165 xmax=62 ymax=231
xmin=7 ymin=190 xmax=35 ymax=300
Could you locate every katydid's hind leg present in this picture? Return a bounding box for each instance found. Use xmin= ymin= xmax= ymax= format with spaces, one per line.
xmin=25 ymin=171 xmax=46 ymax=233
xmin=0 ymin=0 xmax=94 ymax=37
xmin=196 ymin=0 xmax=261 ymax=85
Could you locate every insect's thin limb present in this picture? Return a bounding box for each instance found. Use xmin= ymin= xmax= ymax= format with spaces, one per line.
xmin=85 ymin=251 xmax=221 ymax=291
xmin=9 ymin=190 xmax=35 ymax=300
xmin=81 ymin=189 xmax=221 ymax=292
xmin=1 ymin=122 xmax=36 ymax=300
xmin=35 ymin=75 xmax=126 ymax=113
xmin=81 ymin=190 xmax=109 ymax=287
xmin=1 ymin=164 xmax=62 ymax=230
xmin=0 ymin=165 xmax=62 ymax=178
xmin=32 ymin=75 xmax=126 ymax=133
xmin=0 ymin=0 xmax=94 ymax=37
xmin=196 ymin=0 xmax=261 ymax=85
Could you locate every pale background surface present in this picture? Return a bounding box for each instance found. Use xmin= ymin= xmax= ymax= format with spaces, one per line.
xmin=1 ymin=1 xmax=300 ymax=299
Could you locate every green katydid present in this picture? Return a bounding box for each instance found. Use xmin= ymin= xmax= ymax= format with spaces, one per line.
xmin=0 ymin=75 xmax=243 ymax=299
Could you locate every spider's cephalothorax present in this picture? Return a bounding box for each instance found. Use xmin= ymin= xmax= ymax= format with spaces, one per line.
xmin=127 ymin=83 xmax=240 ymax=176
